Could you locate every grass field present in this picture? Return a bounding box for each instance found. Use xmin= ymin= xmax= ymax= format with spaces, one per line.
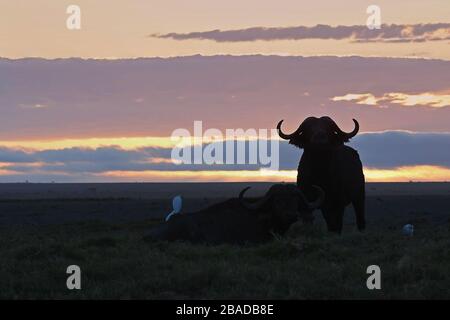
xmin=1 ymin=218 xmax=449 ymax=299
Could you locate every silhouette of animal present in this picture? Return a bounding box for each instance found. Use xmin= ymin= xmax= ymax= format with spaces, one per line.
xmin=277 ymin=116 xmax=365 ymax=233
xmin=143 ymin=184 xmax=324 ymax=244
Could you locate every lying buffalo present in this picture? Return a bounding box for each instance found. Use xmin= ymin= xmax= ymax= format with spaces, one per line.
xmin=277 ymin=116 xmax=365 ymax=233
xmin=144 ymin=184 xmax=324 ymax=245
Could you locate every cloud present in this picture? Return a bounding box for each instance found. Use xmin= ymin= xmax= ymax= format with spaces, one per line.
xmin=152 ymin=23 xmax=450 ymax=43
xmin=332 ymin=92 xmax=450 ymax=108
xmin=385 ymin=92 xmax=450 ymax=108
xmin=332 ymin=93 xmax=379 ymax=106
xmin=349 ymin=131 xmax=450 ymax=169
xmin=2 ymin=56 xmax=450 ymax=140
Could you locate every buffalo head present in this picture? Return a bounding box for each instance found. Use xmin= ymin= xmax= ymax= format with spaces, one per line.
xmin=239 ymin=184 xmax=324 ymax=233
xmin=277 ymin=116 xmax=359 ymax=149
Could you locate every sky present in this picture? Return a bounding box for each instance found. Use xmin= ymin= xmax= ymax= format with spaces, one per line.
xmin=0 ymin=0 xmax=449 ymax=182
xmin=1 ymin=0 xmax=449 ymax=59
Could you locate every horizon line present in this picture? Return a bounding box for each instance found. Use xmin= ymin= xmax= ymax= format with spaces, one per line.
xmin=1 ymin=54 xmax=448 ymax=62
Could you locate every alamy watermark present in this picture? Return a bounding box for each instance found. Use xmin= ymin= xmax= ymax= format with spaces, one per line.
xmin=66 ymin=265 xmax=81 ymax=290
xmin=66 ymin=5 xmax=81 ymax=30
xmin=64 ymin=5 xmax=380 ymax=31
xmin=366 ymin=5 xmax=381 ymax=30
xmin=171 ymin=121 xmax=280 ymax=171
xmin=366 ymin=265 xmax=381 ymax=290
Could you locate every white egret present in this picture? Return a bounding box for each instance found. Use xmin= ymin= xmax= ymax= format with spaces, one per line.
xmin=165 ymin=195 xmax=183 ymax=221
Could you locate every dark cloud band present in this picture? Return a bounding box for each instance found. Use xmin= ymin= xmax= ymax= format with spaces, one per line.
xmin=152 ymin=23 xmax=450 ymax=43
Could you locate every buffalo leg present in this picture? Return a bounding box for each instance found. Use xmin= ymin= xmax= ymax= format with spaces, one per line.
xmin=297 ymin=182 xmax=316 ymax=225
xmin=323 ymin=207 xmax=344 ymax=234
xmin=352 ymin=196 xmax=366 ymax=231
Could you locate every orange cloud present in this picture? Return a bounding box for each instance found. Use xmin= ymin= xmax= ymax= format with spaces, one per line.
xmin=385 ymin=92 xmax=450 ymax=107
xmin=332 ymin=93 xmax=379 ymax=105
xmin=332 ymin=91 xmax=450 ymax=108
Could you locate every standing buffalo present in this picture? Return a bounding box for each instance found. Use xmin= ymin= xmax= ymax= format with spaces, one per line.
xmin=277 ymin=116 xmax=365 ymax=233
xmin=144 ymin=184 xmax=324 ymax=245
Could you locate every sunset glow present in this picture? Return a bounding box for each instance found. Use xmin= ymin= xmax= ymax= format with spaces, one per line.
xmin=0 ymin=137 xmax=176 ymax=151
xmin=97 ymin=166 xmax=450 ymax=183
